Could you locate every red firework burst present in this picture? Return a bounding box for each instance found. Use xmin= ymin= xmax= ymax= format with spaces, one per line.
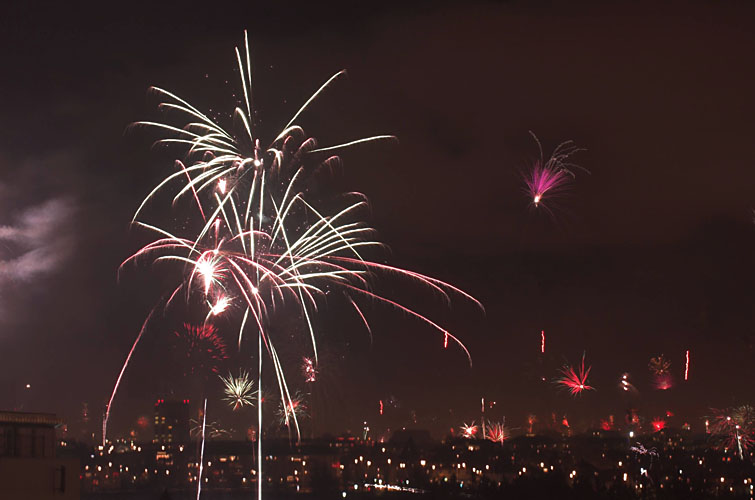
xmin=709 ymin=406 xmax=755 ymax=459
xmin=173 ymin=323 xmax=228 ymax=376
xmin=555 ymin=353 xmax=595 ymax=396
xmin=651 ymin=418 xmax=666 ymax=432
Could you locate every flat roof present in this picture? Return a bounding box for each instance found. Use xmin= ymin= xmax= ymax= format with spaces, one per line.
xmin=0 ymin=411 xmax=62 ymax=427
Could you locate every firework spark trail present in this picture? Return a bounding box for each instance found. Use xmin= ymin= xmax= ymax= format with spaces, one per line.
xmin=102 ymin=306 xmax=158 ymax=446
xmin=684 ymin=350 xmax=690 ymax=381
xmin=555 ymin=352 xmax=595 ymax=396
xmin=197 ymin=398 xmax=207 ymax=500
xmin=541 ymin=330 xmax=545 ymax=354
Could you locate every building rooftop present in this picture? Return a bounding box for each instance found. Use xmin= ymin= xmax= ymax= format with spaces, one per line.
xmin=0 ymin=411 xmax=62 ymax=427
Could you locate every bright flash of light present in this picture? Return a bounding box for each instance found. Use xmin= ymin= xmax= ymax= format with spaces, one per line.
xmin=555 ymin=352 xmax=595 ymax=396
xmin=208 ymin=295 xmax=231 ymax=316
xmin=619 ymin=372 xmax=638 ymax=394
xmin=461 ymin=422 xmax=478 ymax=439
xmin=651 ymin=418 xmax=666 ymax=432
xmin=220 ymin=369 xmax=256 ymax=410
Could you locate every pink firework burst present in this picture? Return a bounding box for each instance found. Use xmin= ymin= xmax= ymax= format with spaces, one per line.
xmin=524 ymin=133 xmax=587 ymax=214
xmin=555 ymin=353 xmax=595 ymax=396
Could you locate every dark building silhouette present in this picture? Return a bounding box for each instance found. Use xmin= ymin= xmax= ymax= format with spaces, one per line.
xmin=0 ymin=411 xmax=79 ymax=499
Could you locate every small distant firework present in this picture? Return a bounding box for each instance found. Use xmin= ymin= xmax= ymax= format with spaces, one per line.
xmin=600 ymin=415 xmax=615 ymax=431
xmin=555 ymin=353 xmax=595 ymax=396
xmin=461 ymin=422 xmax=479 ymax=439
xmin=277 ymin=392 xmax=308 ymax=427
xmin=684 ymin=350 xmax=690 ymax=381
xmin=649 ymin=355 xmax=671 ymax=375
xmin=527 ymin=414 xmax=536 ymax=434
xmin=626 ymin=408 xmax=640 ymax=427
xmin=301 ymin=357 xmax=317 ymax=383
xmin=173 ymin=323 xmax=229 ymax=376
xmin=649 ymin=354 xmax=673 ymax=390
xmin=379 ymin=400 xmax=383 ymax=416
xmin=709 ymin=405 xmax=755 ymax=460
xmin=654 ymin=374 xmax=673 ymax=391
xmin=190 ymin=418 xmax=233 ymax=440
xmin=619 ymin=373 xmax=638 ymax=393
xmin=485 ymin=420 xmax=509 ymax=444
xmin=524 ymin=133 xmax=587 ymax=214
xmin=631 ymin=443 xmax=659 ymax=457
xmin=220 ymin=369 xmax=256 ymax=410
xmin=651 ymin=418 xmax=666 ymax=432
xmin=631 ymin=442 xmax=660 ymax=473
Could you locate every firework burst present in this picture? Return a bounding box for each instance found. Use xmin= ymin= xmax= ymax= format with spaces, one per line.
xmin=173 ymin=323 xmax=229 ymax=376
xmin=277 ymin=391 xmax=308 ymax=427
xmin=114 ymin=30 xmax=482 ymax=449
xmin=555 ymin=352 xmax=595 ymax=396
xmin=651 ymin=417 xmax=666 ymax=432
xmin=461 ymin=422 xmax=479 ymax=439
xmin=648 ymin=354 xmax=671 ymax=376
xmin=485 ymin=420 xmax=509 ymax=444
xmin=709 ymin=406 xmax=755 ymax=460
xmin=524 ymin=133 xmax=587 ymax=214
xmin=220 ymin=369 xmax=256 ymax=410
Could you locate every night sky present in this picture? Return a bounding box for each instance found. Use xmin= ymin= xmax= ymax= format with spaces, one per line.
xmin=2 ymin=1 xmax=754 ymax=438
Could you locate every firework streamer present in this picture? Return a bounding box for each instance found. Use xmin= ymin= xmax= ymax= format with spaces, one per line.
xmin=481 ymin=398 xmax=486 ymax=438
xmin=197 ymin=398 xmax=207 ymax=500
xmin=684 ymin=350 xmax=690 ymax=381
xmin=540 ymin=330 xmax=545 ymax=354
xmin=102 ymin=305 xmax=158 ymax=446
